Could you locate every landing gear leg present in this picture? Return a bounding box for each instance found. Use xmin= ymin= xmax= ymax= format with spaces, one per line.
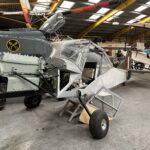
xmin=77 ymin=91 xmax=109 ymax=139
xmin=24 ymin=94 xmax=42 ymax=109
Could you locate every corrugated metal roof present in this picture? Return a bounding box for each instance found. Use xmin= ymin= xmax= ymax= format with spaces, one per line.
xmin=0 ymin=0 xmax=150 ymax=40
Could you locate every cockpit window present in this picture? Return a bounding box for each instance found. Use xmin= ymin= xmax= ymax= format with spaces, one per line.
xmin=61 ymin=45 xmax=79 ymax=63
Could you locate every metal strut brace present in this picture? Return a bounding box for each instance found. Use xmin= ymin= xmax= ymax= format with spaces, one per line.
xmin=77 ymin=91 xmax=91 ymax=117
xmin=13 ymin=72 xmax=48 ymax=94
xmin=39 ymin=72 xmax=55 ymax=96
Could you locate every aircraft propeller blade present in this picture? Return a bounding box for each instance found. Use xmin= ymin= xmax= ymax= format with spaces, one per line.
xmin=62 ymin=0 xmax=120 ymax=15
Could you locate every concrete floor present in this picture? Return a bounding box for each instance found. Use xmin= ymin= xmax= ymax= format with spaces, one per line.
xmin=0 ymin=74 xmax=150 ymax=150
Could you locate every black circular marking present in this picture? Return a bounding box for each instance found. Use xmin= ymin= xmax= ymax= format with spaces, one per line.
xmin=6 ymin=39 xmax=20 ymax=52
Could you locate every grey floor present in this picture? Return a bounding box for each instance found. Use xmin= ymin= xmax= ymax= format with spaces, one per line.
xmin=0 ymin=74 xmax=150 ymax=150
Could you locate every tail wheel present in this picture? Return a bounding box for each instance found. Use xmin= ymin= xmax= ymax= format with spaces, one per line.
xmin=24 ymin=94 xmax=42 ymax=109
xmin=89 ymin=110 xmax=109 ymax=139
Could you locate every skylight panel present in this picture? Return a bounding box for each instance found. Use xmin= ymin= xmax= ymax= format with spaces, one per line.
xmin=55 ymin=8 xmax=67 ymax=13
xmin=135 ymin=14 xmax=146 ymax=20
xmin=134 ymin=5 xmax=147 ymax=12
xmin=127 ymin=19 xmax=136 ymax=24
xmin=34 ymin=7 xmax=46 ymax=11
xmin=115 ymin=11 xmax=124 ymax=16
xmin=146 ymin=1 xmax=150 ymax=5
xmin=96 ymin=8 xmax=110 ymax=14
xmin=33 ymin=0 xmax=51 ymax=12
xmin=59 ymin=1 xmax=75 ymax=9
xmin=106 ymin=11 xmax=123 ymax=22
xmin=88 ymin=0 xmax=101 ymax=3
xmin=89 ymin=15 xmax=100 ymax=20
xmin=106 ymin=16 xmax=115 ymax=21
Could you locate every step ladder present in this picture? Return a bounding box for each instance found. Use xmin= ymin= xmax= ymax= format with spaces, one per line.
xmin=59 ymin=99 xmax=83 ymax=122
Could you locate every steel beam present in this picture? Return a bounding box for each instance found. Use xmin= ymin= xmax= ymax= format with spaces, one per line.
xmin=77 ymin=0 xmax=136 ymax=38
xmin=128 ymin=28 xmax=150 ymax=43
xmin=0 ymin=16 xmax=26 ymax=25
xmin=0 ymin=16 xmax=37 ymax=28
xmin=108 ymin=16 xmax=150 ymax=40
xmin=48 ymin=0 xmax=63 ymax=15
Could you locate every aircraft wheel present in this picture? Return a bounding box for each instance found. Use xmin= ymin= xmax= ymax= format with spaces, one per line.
xmin=134 ymin=62 xmax=145 ymax=70
xmin=24 ymin=94 xmax=42 ymax=109
xmin=89 ymin=110 xmax=109 ymax=139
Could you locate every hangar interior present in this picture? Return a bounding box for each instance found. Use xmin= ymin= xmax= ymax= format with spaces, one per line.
xmin=0 ymin=0 xmax=150 ymax=150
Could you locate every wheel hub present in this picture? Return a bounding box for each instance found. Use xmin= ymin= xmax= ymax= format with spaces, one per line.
xmin=101 ymin=119 xmax=107 ymax=131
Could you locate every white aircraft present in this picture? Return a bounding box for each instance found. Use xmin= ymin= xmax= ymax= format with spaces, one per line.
xmin=0 ymin=0 xmax=127 ymax=139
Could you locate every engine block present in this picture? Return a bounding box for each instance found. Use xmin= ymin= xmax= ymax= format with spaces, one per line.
xmin=0 ymin=53 xmax=45 ymax=92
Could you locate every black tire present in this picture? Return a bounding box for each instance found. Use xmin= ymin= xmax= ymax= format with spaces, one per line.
xmin=57 ymin=98 xmax=66 ymax=101
xmin=122 ymin=82 xmax=126 ymax=86
xmin=24 ymin=94 xmax=42 ymax=109
xmin=89 ymin=110 xmax=109 ymax=139
xmin=134 ymin=62 xmax=145 ymax=70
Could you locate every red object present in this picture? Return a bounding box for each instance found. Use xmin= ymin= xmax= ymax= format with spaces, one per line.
xmin=20 ymin=0 xmax=31 ymax=25
xmin=71 ymin=1 xmax=110 ymax=14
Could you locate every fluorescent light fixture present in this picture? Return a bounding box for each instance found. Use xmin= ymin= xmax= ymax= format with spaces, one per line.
xmin=135 ymin=14 xmax=146 ymax=20
xmin=82 ymin=2 xmax=93 ymax=5
xmin=114 ymin=11 xmax=124 ymax=16
xmin=97 ymin=8 xmax=110 ymax=14
xmin=89 ymin=15 xmax=100 ymax=20
xmin=127 ymin=19 xmax=136 ymax=24
xmin=59 ymin=1 xmax=75 ymax=9
xmin=112 ymin=21 xmax=119 ymax=25
xmin=88 ymin=0 xmax=101 ymax=3
xmin=2 ymin=11 xmax=23 ymax=15
xmin=134 ymin=5 xmax=147 ymax=12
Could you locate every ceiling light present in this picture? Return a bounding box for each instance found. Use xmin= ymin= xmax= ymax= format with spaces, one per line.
xmin=96 ymin=8 xmax=110 ymax=14
xmin=134 ymin=5 xmax=147 ymax=12
xmin=2 ymin=11 xmax=23 ymax=15
xmin=59 ymin=1 xmax=75 ymax=9
xmin=127 ymin=19 xmax=136 ymax=24
xmin=89 ymin=15 xmax=100 ymax=20
xmin=135 ymin=14 xmax=146 ymax=20
xmin=88 ymin=0 xmax=101 ymax=3
xmin=112 ymin=21 xmax=119 ymax=25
